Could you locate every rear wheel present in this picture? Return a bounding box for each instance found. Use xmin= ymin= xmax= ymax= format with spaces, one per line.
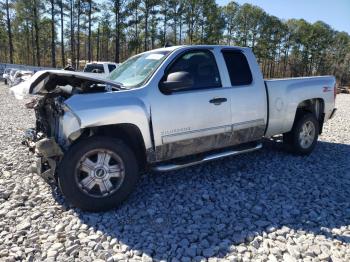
xmin=283 ymin=112 xmax=319 ymax=155
xmin=58 ymin=136 xmax=139 ymax=212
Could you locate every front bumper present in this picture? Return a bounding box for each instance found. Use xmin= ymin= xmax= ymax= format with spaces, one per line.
xmin=24 ymin=129 xmax=63 ymax=182
xmin=31 ymin=156 xmax=57 ymax=182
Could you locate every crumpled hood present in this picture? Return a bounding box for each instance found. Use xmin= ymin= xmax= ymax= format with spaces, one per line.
xmin=10 ymin=70 xmax=121 ymax=100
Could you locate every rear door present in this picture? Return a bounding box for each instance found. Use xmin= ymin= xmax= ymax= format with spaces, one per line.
xmin=220 ymin=49 xmax=267 ymax=144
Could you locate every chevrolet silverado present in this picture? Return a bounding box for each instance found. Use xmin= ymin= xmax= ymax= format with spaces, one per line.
xmin=10 ymin=45 xmax=337 ymax=211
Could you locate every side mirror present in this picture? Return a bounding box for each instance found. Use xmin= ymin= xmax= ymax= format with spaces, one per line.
xmin=159 ymin=71 xmax=194 ymax=94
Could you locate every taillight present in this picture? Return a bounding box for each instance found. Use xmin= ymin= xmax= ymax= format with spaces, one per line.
xmin=334 ymin=83 xmax=337 ymax=100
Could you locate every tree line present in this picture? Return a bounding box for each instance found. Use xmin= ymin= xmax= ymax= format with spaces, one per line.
xmin=1 ymin=0 xmax=349 ymax=85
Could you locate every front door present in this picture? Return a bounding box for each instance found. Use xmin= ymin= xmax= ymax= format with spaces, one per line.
xmin=151 ymin=49 xmax=232 ymax=161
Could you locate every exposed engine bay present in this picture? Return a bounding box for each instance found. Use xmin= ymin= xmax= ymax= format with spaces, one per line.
xmin=22 ymin=73 xmax=120 ymax=145
xmin=11 ymin=70 xmax=124 ymax=181
xmin=29 ymin=95 xmax=64 ymax=139
xmin=13 ymin=70 xmax=124 ymax=139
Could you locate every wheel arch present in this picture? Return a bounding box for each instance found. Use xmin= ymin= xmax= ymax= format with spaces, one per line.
xmin=295 ymin=98 xmax=325 ymax=134
xmin=76 ymin=123 xmax=148 ymax=170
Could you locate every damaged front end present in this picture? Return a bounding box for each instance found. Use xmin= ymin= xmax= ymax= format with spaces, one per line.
xmin=23 ymin=130 xmax=63 ymax=181
xmin=13 ymin=70 xmax=123 ymax=181
xmin=23 ymin=94 xmax=80 ymax=182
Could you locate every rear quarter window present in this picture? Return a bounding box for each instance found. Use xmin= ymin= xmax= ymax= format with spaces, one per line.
xmin=222 ymin=50 xmax=253 ymax=86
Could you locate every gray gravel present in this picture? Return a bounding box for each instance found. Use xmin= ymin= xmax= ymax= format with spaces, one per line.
xmin=0 ymin=83 xmax=349 ymax=262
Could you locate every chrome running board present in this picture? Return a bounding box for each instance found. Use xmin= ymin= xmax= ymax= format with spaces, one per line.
xmin=152 ymin=143 xmax=262 ymax=172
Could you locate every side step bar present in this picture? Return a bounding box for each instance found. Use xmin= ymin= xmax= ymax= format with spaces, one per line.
xmin=152 ymin=143 xmax=263 ymax=172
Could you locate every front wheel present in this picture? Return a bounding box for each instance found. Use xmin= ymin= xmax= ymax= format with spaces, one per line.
xmin=57 ymin=137 xmax=139 ymax=212
xmin=283 ymin=112 xmax=319 ymax=155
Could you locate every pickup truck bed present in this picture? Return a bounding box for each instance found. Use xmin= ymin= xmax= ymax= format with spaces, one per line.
xmin=265 ymin=76 xmax=336 ymax=137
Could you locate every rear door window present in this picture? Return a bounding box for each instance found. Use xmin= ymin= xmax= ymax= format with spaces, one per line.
xmin=222 ymin=50 xmax=253 ymax=86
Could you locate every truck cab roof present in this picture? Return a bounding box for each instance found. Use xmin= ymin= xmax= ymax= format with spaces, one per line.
xmin=141 ymin=45 xmax=249 ymax=54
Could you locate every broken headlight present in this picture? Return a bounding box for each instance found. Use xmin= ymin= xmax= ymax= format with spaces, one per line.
xmin=59 ymin=104 xmax=82 ymax=145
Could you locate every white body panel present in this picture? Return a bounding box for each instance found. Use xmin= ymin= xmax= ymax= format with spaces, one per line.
xmin=66 ymin=89 xmax=153 ymax=151
xmin=265 ymin=76 xmax=335 ymax=137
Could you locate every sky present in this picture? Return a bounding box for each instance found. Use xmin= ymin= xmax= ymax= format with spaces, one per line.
xmin=216 ymin=0 xmax=350 ymax=34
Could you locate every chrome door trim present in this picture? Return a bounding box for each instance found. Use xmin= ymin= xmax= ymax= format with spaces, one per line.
xmin=161 ymin=119 xmax=265 ymax=145
xmin=162 ymin=125 xmax=232 ymax=144
xmin=232 ymin=119 xmax=265 ymax=130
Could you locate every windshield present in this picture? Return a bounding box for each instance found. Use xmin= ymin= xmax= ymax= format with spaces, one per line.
xmin=108 ymin=50 xmax=170 ymax=88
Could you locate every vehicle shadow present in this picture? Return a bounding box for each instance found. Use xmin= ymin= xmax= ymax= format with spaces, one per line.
xmin=52 ymin=140 xmax=350 ymax=260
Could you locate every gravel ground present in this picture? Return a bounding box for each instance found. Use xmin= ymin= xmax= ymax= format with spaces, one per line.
xmin=0 ymin=83 xmax=349 ymax=262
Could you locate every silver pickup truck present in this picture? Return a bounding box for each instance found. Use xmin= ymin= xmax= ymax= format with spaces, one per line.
xmin=11 ymin=45 xmax=337 ymax=211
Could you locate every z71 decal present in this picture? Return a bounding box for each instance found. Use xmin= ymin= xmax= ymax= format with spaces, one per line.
xmin=323 ymin=86 xmax=332 ymax=92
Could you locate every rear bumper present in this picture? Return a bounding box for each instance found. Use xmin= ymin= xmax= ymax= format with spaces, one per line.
xmin=24 ymin=128 xmax=63 ymax=182
xmin=329 ymin=108 xmax=337 ymax=119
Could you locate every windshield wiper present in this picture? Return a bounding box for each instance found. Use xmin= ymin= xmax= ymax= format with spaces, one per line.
xmin=106 ymin=81 xmax=128 ymax=91
xmin=104 ymin=78 xmax=127 ymax=89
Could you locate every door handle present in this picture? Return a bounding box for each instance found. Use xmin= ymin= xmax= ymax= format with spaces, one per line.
xmin=209 ymin=97 xmax=227 ymax=105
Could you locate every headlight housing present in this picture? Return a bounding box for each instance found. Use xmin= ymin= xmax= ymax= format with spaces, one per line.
xmin=58 ymin=104 xmax=82 ymax=146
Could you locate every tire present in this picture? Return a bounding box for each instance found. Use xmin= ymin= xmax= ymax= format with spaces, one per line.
xmin=4 ymin=79 xmax=7 ymax=85
xmin=57 ymin=136 xmax=139 ymax=212
xmin=283 ymin=112 xmax=319 ymax=155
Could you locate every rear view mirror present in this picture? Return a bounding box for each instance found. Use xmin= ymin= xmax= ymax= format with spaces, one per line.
xmin=159 ymin=71 xmax=194 ymax=94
